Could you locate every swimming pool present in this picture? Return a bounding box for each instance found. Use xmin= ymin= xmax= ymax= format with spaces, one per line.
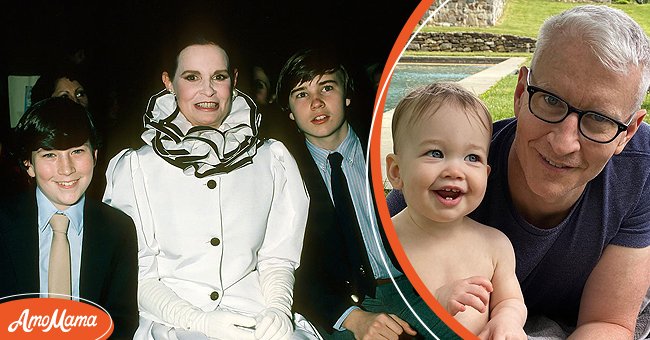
xmin=383 ymin=63 xmax=491 ymax=111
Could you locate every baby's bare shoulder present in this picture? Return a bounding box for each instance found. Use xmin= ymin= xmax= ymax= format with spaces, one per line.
xmin=465 ymin=217 xmax=514 ymax=250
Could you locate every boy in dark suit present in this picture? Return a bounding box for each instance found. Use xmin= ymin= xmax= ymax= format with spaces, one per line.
xmin=276 ymin=49 xmax=458 ymax=340
xmin=0 ymin=97 xmax=138 ymax=339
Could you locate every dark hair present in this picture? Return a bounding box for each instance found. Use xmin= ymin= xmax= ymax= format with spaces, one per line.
xmin=160 ymin=30 xmax=239 ymax=80
xmin=13 ymin=97 xmax=101 ymax=165
xmin=30 ymin=63 xmax=88 ymax=105
xmin=276 ymin=48 xmax=353 ymax=111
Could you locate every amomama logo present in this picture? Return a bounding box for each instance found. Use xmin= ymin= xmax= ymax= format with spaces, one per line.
xmin=0 ymin=295 xmax=113 ymax=339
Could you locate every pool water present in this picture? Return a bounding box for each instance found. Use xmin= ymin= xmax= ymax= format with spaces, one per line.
xmin=383 ymin=63 xmax=490 ymax=111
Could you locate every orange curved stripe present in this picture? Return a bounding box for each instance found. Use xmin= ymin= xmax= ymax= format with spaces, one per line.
xmin=369 ymin=1 xmax=479 ymax=339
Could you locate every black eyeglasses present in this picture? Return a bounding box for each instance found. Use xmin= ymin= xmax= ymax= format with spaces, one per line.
xmin=525 ymin=67 xmax=633 ymax=144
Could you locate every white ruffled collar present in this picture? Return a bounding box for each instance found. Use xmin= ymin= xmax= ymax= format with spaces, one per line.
xmin=141 ymin=89 xmax=261 ymax=177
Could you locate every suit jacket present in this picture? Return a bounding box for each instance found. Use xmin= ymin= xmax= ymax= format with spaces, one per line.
xmin=286 ymin=115 xmax=401 ymax=334
xmin=0 ymin=190 xmax=138 ymax=340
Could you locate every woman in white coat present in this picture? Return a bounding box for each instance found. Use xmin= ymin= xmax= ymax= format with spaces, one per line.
xmin=103 ymin=35 xmax=319 ymax=340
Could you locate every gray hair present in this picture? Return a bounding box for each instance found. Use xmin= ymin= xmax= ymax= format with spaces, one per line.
xmin=531 ymin=5 xmax=650 ymax=111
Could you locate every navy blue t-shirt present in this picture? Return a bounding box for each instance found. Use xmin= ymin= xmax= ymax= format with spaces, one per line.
xmin=386 ymin=117 xmax=650 ymax=326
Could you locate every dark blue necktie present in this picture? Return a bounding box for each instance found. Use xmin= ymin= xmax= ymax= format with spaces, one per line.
xmin=328 ymin=152 xmax=375 ymax=297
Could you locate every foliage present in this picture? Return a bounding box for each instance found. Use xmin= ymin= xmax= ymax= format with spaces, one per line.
xmin=422 ymin=0 xmax=650 ymax=38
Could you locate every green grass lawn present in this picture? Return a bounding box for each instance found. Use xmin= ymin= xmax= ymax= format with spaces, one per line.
xmin=417 ymin=0 xmax=650 ymax=122
xmin=422 ymin=0 xmax=650 ymax=38
xmin=479 ymin=73 xmax=519 ymax=121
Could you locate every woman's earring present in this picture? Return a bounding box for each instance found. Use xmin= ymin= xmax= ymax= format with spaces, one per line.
xmin=169 ymin=88 xmax=175 ymax=96
xmin=232 ymin=89 xmax=237 ymax=100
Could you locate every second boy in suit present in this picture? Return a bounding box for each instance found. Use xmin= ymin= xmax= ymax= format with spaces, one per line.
xmin=277 ymin=49 xmax=458 ymax=340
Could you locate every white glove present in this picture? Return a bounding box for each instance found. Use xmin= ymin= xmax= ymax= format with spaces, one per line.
xmin=193 ymin=309 xmax=256 ymax=340
xmin=139 ymin=278 xmax=256 ymax=339
xmin=254 ymin=307 xmax=292 ymax=340
xmin=255 ymin=267 xmax=295 ymax=340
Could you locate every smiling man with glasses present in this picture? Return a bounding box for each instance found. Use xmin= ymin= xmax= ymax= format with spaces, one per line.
xmin=386 ymin=5 xmax=650 ymax=338
xmin=525 ymin=67 xmax=636 ymax=144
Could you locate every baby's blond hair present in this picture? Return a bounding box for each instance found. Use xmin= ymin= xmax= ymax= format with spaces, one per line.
xmin=391 ymin=82 xmax=492 ymax=153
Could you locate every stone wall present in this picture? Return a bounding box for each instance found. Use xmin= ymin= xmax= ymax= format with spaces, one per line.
xmin=408 ymin=32 xmax=536 ymax=53
xmin=428 ymin=0 xmax=506 ymax=27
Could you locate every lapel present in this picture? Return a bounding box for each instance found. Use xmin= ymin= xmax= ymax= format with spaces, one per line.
xmin=286 ymin=130 xmax=337 ymax=215
xmin=79 ymin=200 xmax=108 ymax=301
xmin=2 ymin=191 xmax=40 ymax=293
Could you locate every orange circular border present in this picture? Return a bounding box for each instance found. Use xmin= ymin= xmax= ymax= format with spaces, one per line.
xmin=369 ymin=1 xmax=479 ymax=339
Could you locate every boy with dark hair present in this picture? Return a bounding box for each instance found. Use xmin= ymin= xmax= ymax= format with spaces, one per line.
xmin=277 ymin=49 xmax=457 ymax=339
xmin=0 ymin=97 xmax=138 ymax=339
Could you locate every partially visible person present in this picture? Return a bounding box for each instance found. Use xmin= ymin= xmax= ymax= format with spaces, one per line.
xmin=253 ymin=64 xmax=278 ymax=107
xmin=252 ymin=57 xmax=297 ymax=145
xmin=365 ymin=62 xmax=383 ymax=94
xmin=386 ymin=6 xmax=650 ymax=338
xmin=104 ymin=34 xmax=318 ymax=339
xmin=0 ymin=97 xmax=138 ymax=339
xmin=30 ymin=64 xmax=89 ymax=108
xmin=386 ymin=83 xmax=527 ymax=338
xmin=277 ymin=48 xmax=459 ymax=340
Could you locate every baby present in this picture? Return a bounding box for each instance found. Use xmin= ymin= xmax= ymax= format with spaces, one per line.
xmin=385 ymin=83 xmax=527 ymax=338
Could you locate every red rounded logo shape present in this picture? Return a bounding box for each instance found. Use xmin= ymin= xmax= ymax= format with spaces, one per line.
xmin=0 ymin=295 xmax=113 ymax=339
